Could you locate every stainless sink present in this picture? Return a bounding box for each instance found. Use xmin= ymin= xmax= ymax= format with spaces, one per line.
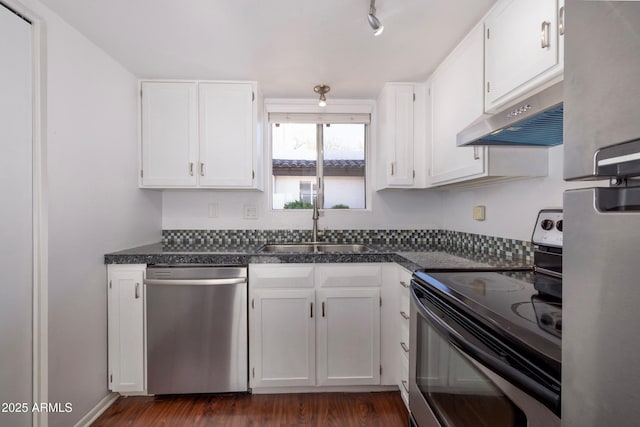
xmin=315 ymin=244 xmax=369 ymax=253
xmin=258 ymin=243 xmax=369 ymax=253
xmin=258 ymin=244 xmax=316 ymax=253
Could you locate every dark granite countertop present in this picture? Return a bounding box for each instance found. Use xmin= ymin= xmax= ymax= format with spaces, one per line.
xmin=105 ymin=242 xmax=530 ymax=272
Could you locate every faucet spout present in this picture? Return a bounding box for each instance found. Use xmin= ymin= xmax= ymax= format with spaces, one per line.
xmin=312 ymin=196 xmax=320 ymax=243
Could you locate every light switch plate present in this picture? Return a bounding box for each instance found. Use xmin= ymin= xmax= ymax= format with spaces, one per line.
xmin=243 ymin=204 xmax=258 ymax=220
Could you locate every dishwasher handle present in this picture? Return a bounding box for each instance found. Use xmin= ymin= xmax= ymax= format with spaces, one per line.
xmin=144 ymin=277 xmax=247 ymax=286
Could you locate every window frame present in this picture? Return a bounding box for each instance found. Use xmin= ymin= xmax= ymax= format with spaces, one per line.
xmin=265 ymin=99 xmax=375 ymax=214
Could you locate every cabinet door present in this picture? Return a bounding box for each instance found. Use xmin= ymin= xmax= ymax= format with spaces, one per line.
xmin=317 ymin=288 xmax=381 ymax=386
xmin=198 ymin=82 xmax=256 ymax=188
xmin=431 ymin=24 xmax=486 ymax=186
xmin=251 ymin=289 xmax=316 ymax=388
xmin=141 ymin=82 xmax=198 ymax=187
xmin=107 ymin=265 xmax=145 ymax=393
xmin=378 ymin=84 xmax=415 ymax=187
xmin=485 ymin=0 xmax=560 ymax=111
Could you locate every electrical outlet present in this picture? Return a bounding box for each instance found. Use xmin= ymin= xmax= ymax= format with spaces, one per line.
xmin=473 ymin=205 xmax=486 ymax=221
xmin=244 ymin=204 xmax=258 ymax=220
xmin=208 ymin=203 xmax=218 ymax=218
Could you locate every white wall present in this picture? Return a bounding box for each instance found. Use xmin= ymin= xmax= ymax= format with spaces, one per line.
xmin=162 ymin=188 xmax=443 ymax=230
xmin=440 ymin=146 xmax=600 ymax=241
xmin=0 ymin=5 xmax=33 ymax=426
xmin=20 ymin=1 xmax=162 ymax=426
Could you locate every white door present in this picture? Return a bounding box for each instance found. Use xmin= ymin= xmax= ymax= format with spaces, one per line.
xmin=141 ymin=81 xmax=198 ymax=187
xmin=388 ymin=84 xmax=415 ymax=186
xmin=198 ymin=82 xmax=255 ymax=188
xmin=431 ymin=24 xmax=485 ymax=186
xmin=0 ymin=5 xmax=32 ymax=426
xmin=107 ymin=266 xmax=145 ymax=393
xmin=317 ymin=288 xmax=381 ymax=386
xmin=251 ymin=289 xmax=316 ymax=388
xmin=485 ymin=0 xmax=559 ymax=109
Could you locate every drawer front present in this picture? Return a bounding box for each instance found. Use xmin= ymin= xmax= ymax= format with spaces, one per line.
xmin=249 ymin=264 xmax=314 ymax=288
xmin=316 ymin=264 xmax=382 ymax=288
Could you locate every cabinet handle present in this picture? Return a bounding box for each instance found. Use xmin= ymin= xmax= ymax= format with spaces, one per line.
xmin=541 ymin=21 xmax=551 ymax=48
xmin=189 ymin=162 xmax=194 ymax=176
xmin=390 ymin=162 xmax=395 ymax=176
xmin=322 ymin=301 xmax=325 ymax=317
xmin=310 ymin=302 xmax=314 ymax=318
xmin=558 ymin=6 xmax=565 ymax=36
xmin=135 ymin=283 xmax=140 ymax=299
xmin=200 ymin=162 xmax=205 ymax=176
xmin=400 ymin=311 xmax=410 ymax=320
xmin=401 ymin=342 xmax=409 ymax=353
xmin=401 ymin=380 xmax=409 ymax=393
xmin=399 ymin=280 xmax=409 ymax=289
xmin=473 ymin=146 xmax=480 ymax=160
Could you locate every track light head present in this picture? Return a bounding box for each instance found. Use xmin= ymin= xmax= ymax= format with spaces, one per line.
xmin=368 ymin=0 xmax=384 ymax=36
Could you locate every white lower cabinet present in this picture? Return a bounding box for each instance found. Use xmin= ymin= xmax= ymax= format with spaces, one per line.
xmin=249 ymin=263 xmax=382 ymax=390
xmin=397 ymin=266 xmax=412 ymax=408
xmin=107 ymin=264 xmax=146 ymax=394
xmin=317 ymin=288 xmax=381 ymax=386
xmin=251 ymin=288 xmax=316 ymax=387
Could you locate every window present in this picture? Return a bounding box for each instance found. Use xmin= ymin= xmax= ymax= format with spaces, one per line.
xmin=270 ymin=113 xmax=369 ymax=210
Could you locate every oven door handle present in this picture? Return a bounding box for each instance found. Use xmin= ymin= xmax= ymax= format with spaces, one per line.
xmin=410 ymin=285 xmax=561 ymax=415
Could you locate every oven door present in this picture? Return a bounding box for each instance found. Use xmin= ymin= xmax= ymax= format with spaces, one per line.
xmin=409 ymin=283 xmax=560 ymax=427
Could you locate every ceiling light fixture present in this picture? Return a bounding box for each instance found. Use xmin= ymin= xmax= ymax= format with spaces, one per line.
xmin=314 ymin=84 xmax=330 ymax=107
xmin=367 ymin=0 xmax=384 ymax=36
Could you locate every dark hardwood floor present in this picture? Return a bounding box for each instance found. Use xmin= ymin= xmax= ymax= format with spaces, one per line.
xmin=92 ymin=391 xmax=409 ymax=427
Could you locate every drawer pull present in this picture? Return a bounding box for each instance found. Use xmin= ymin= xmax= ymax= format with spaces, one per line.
xmin=135 ymin=283 xmax=140 ymax=299
xmin=401 ymin=380 xmax=409 ymax=393
xmin=399 ymin=280 xmax=409 ymax=289
xmin=541 ymin=21 xmax=551 ymax=48
xmin=401 ymin=342 xmax=409 ymax=353
xmin=400 ymin=311 xmax=410 ymax=320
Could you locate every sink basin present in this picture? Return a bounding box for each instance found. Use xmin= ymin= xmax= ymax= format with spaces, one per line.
xmin=259 ymin=244 xmax=316 ymax=253
xmin=259 ymin=243 xmax=369 ymax=253
xmin=314 ymin=244 xmax=369 ymax=253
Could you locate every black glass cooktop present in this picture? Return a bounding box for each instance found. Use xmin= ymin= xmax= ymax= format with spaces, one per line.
xmin=413 ymin=269 xmax=561 ymax=370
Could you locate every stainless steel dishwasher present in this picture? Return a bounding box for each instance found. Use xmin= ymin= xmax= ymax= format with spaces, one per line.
xmin=144 ymin=265 xmax=248 ymax=394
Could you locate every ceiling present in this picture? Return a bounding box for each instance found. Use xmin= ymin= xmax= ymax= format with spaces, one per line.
xmin=38 ymin=0 xmax=496 ymax=99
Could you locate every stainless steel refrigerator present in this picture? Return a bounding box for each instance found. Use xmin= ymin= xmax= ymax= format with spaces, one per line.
xmin=563 ymin=1 xmax=640 ymax=426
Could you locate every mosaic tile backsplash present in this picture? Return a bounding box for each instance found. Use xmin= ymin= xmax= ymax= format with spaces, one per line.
xmin=162 ymin=229 xmax=535 ymax=262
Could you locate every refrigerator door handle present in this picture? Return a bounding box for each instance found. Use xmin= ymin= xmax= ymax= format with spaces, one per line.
xmin=594 ymin=187 xmax=640 ymax=213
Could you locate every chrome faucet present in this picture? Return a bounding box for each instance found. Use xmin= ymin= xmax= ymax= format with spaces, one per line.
xmin=312 ymin=196 xmax=320 ymax=243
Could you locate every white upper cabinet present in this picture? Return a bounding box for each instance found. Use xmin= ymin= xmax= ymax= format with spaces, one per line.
xmin=429 ymin=21 xmax=549 ymax=188
xmin=376 ymin=83 xmax=429 ymax=189
xmin=198 ymin=82 xmax=257 ymax=187
xmin=484 ymin=0 xmax=564 ymax=112
xmin=140 ymin=82 xmax=198 ymax=187
xmin=140 ymin=80 xmax=262 ymax=190
xmin=430 ymin=23 xmax=486 ymax=186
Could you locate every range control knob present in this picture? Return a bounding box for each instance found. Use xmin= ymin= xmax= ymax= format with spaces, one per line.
xmin=541 ymin=219 xmax=554 ymax=231
xmin=540 ymin=313 xmax=554 ymax=326
xmin=555 ymin=319 xmax=562 ymax=331
xmin=555 ymin=220 xmax=563 ymax=232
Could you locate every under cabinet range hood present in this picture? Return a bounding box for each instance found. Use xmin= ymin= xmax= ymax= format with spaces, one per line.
xmin=457 ymin=83 xmax=563 ymax=147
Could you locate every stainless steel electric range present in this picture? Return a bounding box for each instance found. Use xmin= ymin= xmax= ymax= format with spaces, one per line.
xmin=409 ymin=210 xmax=563 ymax=427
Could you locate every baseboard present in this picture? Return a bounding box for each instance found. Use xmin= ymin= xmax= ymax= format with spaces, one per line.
xmin=251 ymin=385 xmax=398 ymax=394
xmin=74 ymin=392 xmax=119 ymax=427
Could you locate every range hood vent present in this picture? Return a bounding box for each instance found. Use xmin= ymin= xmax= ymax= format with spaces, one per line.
xmin=457 ymin=83 xmax=563 ymax=147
